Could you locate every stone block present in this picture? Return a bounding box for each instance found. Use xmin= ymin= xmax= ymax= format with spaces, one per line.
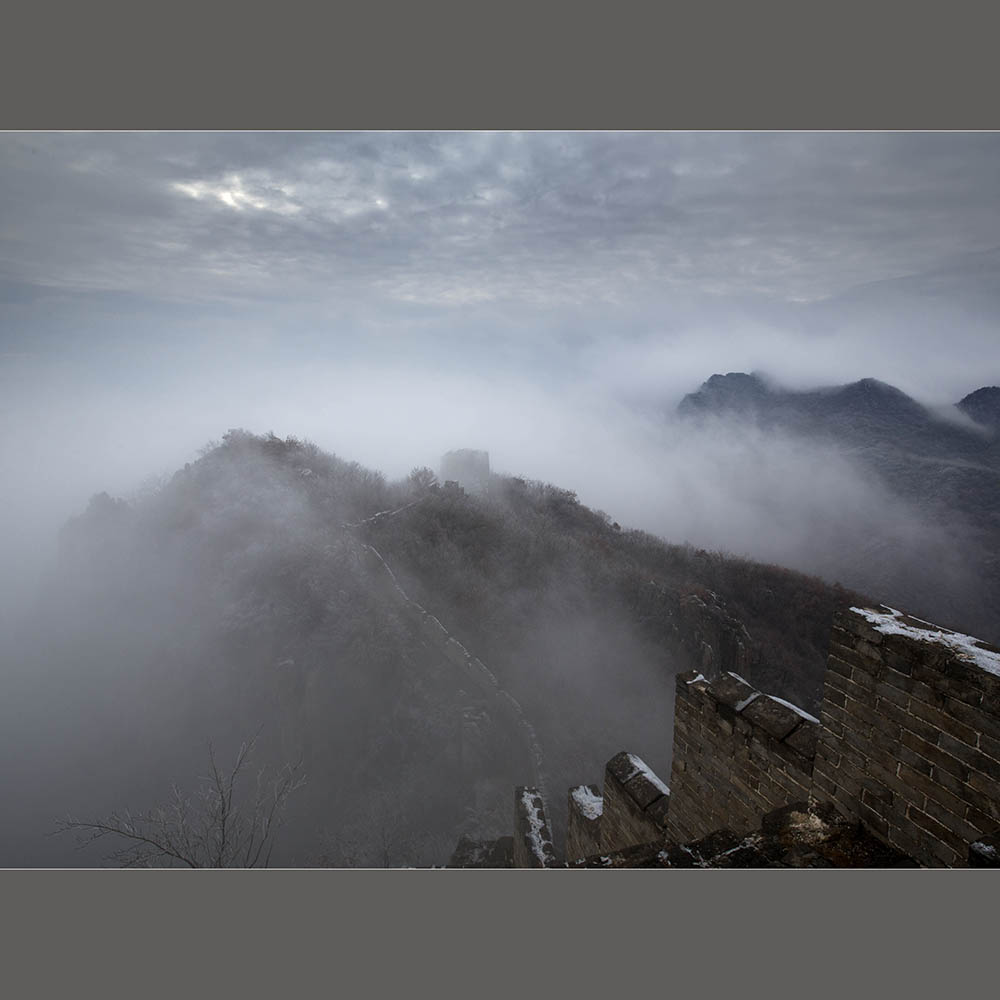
xmin=646 ymin=793 xmax=671 ymax=831
xmin=969 ymin=832 xmax=1000 ymax=867
xmin=513 ymin=787 xmax=559 ymax=869
xmin=741 ymin=696 xmax=802 ymax=741
xmin=837 ymin=611 xmax=886 ymax=646
xmin=705 ymin=673 xmax=758 ymax=712
xmin=566 ymin=784 xmax=603 ymax=863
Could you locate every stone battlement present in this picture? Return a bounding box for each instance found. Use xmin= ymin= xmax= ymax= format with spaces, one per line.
xmin=483 ymin=604 xmax=1000 ymax=868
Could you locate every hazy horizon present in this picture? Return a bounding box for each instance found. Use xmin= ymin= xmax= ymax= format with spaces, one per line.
xmin=4 ymin=131 xmax=1000 ymax=621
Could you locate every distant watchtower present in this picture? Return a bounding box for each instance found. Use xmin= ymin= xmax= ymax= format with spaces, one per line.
xmin=440 ymin=449 xmax=490 ymax=496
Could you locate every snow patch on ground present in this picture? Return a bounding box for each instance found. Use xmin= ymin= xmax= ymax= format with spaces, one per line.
xmin=851 ymin=606 xmax=1000 ymax=678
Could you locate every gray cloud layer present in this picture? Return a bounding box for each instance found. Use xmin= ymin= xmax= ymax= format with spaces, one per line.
xmin=2 ymin=132 xmax=1000 ymax=623
xmin=4 ymin=132 xmax=1000 ymax=307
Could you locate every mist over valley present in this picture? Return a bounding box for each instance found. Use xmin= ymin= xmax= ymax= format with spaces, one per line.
xmin=2 ymin=132 xmax=999 ymax=866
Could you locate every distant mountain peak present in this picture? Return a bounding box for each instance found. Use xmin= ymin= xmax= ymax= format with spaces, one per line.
xmin=678 ymin=372 xmax=770 ymax=417
xmin=957 ymin=386 xmax=1000 ymax=429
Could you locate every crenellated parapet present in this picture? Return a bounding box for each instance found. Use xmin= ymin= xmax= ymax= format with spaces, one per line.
xmin=812 ymin=606 xmax=1000 ymax=867
xmin=666 ymin=671 xmax=818 ymax=844
xmin=465 ymin=604 xmax=1000 ymax=868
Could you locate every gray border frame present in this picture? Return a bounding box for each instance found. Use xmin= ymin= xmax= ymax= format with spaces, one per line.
xmin=2 ymin=0 xmax=997 ymax=993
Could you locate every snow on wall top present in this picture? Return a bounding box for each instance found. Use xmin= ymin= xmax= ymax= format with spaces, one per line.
xmin=521 ymin=788 xmax=554 ymax=861
xmin=571 ymin=785 xmax=604 ymax=820
xmin=767 ymin=695 xmax=820 ymax=725
xmin=850 ymin=605 xmax=1000 ymax=678
xmin=625 ymin=753 xmax=670 ymax=797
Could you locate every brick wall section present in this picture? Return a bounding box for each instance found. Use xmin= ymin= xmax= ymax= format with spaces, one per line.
xmin=599 ymin=752 xmax=671 ymax=853
xmin=812 ymin=607 xmax=1000 ymax=868
xmin=666 ymin=671 xmax=818 ymax=844
xmin=566 ymin=784 xmax=603 ymax=862
xmin=513 ymin=786 xmax=559 ymax=868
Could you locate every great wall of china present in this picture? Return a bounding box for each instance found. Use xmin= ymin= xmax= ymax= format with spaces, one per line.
xmin=350 ymin=451 xmax=1000 ymax=868
xmin=455 ymin=605 xmax=1000 ymax=868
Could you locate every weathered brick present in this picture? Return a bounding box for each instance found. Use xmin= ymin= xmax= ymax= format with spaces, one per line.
xmin=900 ymin=730 xmax=970 ymax=782
xmin=980 ymin=732 xmax=1000 ymax=765
xmin=868 ymin=721 xmax=903 ymax=755
xmin=966 ymin=771 xmax=1000 ymax=813
xmin=886 ymin=821 xmax=924 ymax=860
xmin=842 ymin=693 xmax=881 ymax=730
xmin=850 ymin=665 xmax=877 ymax=692
xmin=939 ymin=734 xmax=1000 ymax=781
xmin=783 ymin=723 xmax=819 ymax=761
xmin=897 ymin=762 xmax=961 ymax=810
xmin=907 ymin=701 xmax=979 ymax=748
xmin=829 ymin=629 xmax=856 ymax=658
xmin=896 ymin=744 xmax=933 ymax=777
xmin=859 ymin=775 xmax=891 ymax=804
xmin=857 ymin=799 xmax=890 ymax=838
xmin=825 ymin=651 xmax=855 ymax=678
xmin=896 ymin=708 xmax=952 ymax=748
xmin=867 ymin=760 xmax=922 ymax=808
xmin=820 ymin=701 xmax=851 ymax=732
xmin=879 ymin=665 xmax=916 ymax=696
xmin=855 ymin=638 xmax=883 ymax=662
xmin=829 ymin=765 xmax=862 ymax=800
xmin=907 ymin=805 xmax=966 ymax=856
xmin=965 ymin=800 xmax=1000 ymax=832
xmin=942 ymin=696 xmax=999 ymax=739
xmin=873 ymin=681 xmax=910 ymax=709
xmin=926 ymin=837 xmax=961 ymax=868
xmin=829 ymin=642 xmax=882 ymax=679
xmin=813 ymin=763 xmax=837 ymax=792
xmin=881 ymin=650 xmax=915 ymax=677
xmin=822 ymin=689 xmax=847 ymax=710
xmin=771 ymin=767 xmax=811 ymax=800
xmin=769 ymin=739 xmax=813 ymax=777
xmin=839 ymin=612 xmax=885 ymax=645
xmin=838 ymin=741 xmax=869 ymax=772
xmin=841 ymin=725 xmax=875 ymax=755
xmin=922 ymin=796 xmax=983 ymax=845
xmin=814 ymin=741 xmax=840 ymax=770
xmin=911 ymin=657 xmax=990 ymax=703
xmin=824 ymin=667 xmax=853 ymax=698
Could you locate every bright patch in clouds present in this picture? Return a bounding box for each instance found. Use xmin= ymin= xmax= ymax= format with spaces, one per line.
xmin=173 ymin=173 xmax=301 ymax=216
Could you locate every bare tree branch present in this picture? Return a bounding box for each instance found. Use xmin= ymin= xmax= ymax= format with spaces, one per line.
xmin=56 ymin=735 xmax=305 ymax=868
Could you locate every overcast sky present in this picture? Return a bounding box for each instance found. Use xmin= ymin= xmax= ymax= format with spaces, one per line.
xmin=2 ymin=131 xmax=1000 ymax=614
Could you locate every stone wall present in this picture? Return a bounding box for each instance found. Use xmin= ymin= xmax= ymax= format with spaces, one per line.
xmin=599 ymin=752 xmax=671 ymax=854
xmin=673 ymin=589 xmax=754 ymax=681
xmin=566 ymin=784 xmax=603 ymax=862
xmin=561 ymin=754 xmax=671 ymax=863
xmin=666 ymin=671 xmax=818 ymax=844
xmin=812 ymin=606 xmax=1000 ymax=868
xmin=513 ymin=786 xmax=559 ymax=868
xmin=467 ymin=602 xmax=1000 ymax=868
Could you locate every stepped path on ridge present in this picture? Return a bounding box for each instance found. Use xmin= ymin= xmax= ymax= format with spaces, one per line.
xmin=340 ymin=495 xmax=549 ymax=802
